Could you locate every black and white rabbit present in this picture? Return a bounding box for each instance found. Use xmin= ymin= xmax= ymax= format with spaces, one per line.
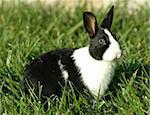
xmin=22 ymin=6 xmax=121 ymax=99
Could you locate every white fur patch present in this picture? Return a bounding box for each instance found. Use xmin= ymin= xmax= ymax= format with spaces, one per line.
xmin=58 ymin=60 xmax=68 ymax=81
xmin=72 ymin=47 xmax=116 ymax=96
xmin=103 ymin=29 xmax=122 ymax=61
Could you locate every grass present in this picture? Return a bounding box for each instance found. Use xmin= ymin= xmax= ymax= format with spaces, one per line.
xmin=0 ymin=1 xmax=150 ymax=115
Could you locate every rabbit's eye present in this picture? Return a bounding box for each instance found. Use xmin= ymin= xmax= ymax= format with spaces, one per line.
xmin=99 ymin=39 xmax=106 ymax=45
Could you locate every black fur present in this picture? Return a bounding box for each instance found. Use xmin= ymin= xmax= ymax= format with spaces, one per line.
xmin=101 ymin=6 xmax=114 ymax=30
xmin=89 ymin=29 xmax=110 ymax=60
xmin=23 ymin=48 xmax=86 ymax=98
xmin=83 ymin=12 xmax=98 ymax=38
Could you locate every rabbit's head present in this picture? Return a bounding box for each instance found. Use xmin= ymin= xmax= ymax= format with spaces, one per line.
xmin=83 ymin=6 xmax=121 ymax=61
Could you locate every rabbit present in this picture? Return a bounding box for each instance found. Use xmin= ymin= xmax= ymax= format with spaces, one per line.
xmin=22 ymin=6 xmax=122 ymax=100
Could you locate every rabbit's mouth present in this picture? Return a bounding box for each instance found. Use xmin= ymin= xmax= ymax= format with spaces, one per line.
xmin=114 ymin=51 xmax=122 ymax=60
xmin=116 ymin=51 xmax=122 ymax=59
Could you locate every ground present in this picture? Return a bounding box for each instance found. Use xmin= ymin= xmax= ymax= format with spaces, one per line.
xmin=0 ymin=2 xmax=149 ymax=115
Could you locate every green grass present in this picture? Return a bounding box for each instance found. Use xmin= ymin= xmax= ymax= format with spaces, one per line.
xmin=0 ymin=2 xmax=150 ymax=115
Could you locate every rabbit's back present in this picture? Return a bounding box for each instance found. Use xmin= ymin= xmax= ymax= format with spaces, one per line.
xmin=23 ymin=48 xmax=85 ymax=97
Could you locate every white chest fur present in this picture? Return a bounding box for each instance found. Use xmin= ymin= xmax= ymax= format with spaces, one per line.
xmin=72 ymin=47 xmax=116 ymax=96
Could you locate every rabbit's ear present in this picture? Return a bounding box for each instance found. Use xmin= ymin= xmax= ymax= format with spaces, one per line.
xmin=83 ymin=12 xmax=98 ymax=38
xmin=101 ymin=6 xmax=114 ymax=30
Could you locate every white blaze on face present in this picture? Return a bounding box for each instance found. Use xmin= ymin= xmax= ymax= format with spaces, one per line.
xmin=102 ymin=29 xmax=122 ymax=61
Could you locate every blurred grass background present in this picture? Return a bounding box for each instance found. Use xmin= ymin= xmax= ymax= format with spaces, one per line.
xmin=0 ymin=1 xmax=149 ymax=114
